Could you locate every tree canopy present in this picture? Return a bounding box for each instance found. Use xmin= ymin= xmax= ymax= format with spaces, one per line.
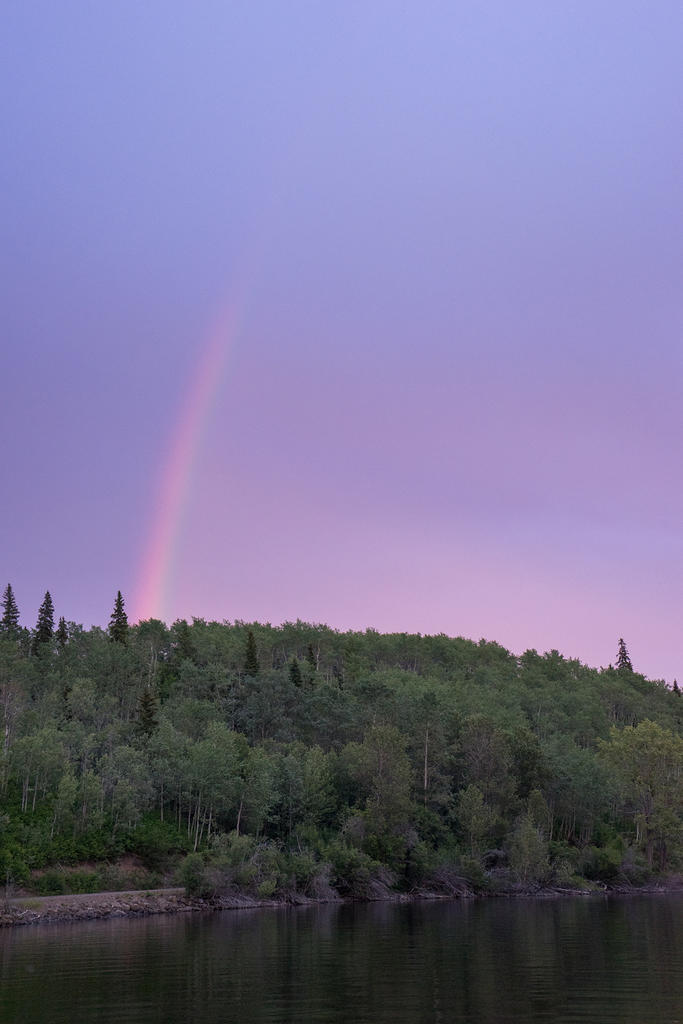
xmin=0 ymin=604 xmax=680 ymax=898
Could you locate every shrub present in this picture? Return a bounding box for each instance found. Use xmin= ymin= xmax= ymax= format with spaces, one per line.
xmin=130 ymin=818 xmax=189 ymax=871
xmin=325 ymin=840 xmax=379 ymax=897
xmin=178 ymin=853 xmax=209 ymax=897
xmin=579 ymin=842 xmax=623 ymax=881
xmin=256 ymin=878 xmax=277 ymax=898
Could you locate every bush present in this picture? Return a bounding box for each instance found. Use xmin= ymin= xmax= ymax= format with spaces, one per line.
xmin=579 ymin=842 xmax=623 ymax=881
xmin=286 ymin=851 xmax=318 ymax=892
xmin=30 ymin=864 xmax=161 ymax=896
xmin=130 ymin=818 xmax=190 ymax=872
xmin=0 ymin=844 xmax=30 ymax=891
xmin=459 ymin=855 xmax=488 ymax=891
xmin=256 ymin=878 xmax=277 ymax=898
xmin=178 ymin=853 xmax=209 ymax=897
xmin=618 ymin=845 xmax=654 ymax=885
xmin=36 ymin=870 xmax=101 ymax=895
xmin=325 ymin=840 xmax=379 ymax=897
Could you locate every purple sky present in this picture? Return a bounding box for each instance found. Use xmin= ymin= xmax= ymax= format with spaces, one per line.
xmin=2 ymin=2 xmax=682 ymax=680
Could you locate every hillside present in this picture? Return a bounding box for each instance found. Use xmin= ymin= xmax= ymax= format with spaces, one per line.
xmin=1 ymin=611 xmax=681 ymax=899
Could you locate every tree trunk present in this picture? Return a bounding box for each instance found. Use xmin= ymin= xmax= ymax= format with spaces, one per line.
xmin=193 ymin=794 xmax=202 ymax=851
xmin=423 ymin=726 xmax=429 ymax=807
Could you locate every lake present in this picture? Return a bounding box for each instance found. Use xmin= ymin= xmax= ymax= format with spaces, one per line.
xmin=1 ymin=896 xmax=681 ymax=1023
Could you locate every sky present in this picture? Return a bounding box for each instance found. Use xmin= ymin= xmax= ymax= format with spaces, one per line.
xmin=2 ymin=2 xmax=682 ymax=681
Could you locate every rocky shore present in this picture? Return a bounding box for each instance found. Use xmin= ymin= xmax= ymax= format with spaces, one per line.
xmin=2 ymin=876 xmax=681 ymax=929
xmin=0 ymin=888 xmax=289 ymax=928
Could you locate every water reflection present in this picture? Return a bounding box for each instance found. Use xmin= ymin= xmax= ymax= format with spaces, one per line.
xmin=1 ymin=896 xmax=681 ymax=1023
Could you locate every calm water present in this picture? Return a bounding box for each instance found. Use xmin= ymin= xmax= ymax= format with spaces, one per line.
xmin=1 ymin=896 xmax=681 ymax=1023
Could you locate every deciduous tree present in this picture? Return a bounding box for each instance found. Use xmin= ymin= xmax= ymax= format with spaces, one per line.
xmin=600 ymin=720 xmax=683 ymax=869
xmin=508 ymin=812 xmax=549 ymax=885
xmin=456 ymin=784 xmax=495 ymax=857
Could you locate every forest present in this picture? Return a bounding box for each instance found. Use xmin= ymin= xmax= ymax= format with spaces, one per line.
xmin=1 ymin=585 xmax=681 ymax=901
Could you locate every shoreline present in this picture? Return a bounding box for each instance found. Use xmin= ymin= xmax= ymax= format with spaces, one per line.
xmin=2 ymin=879 xmax=682 ymax=929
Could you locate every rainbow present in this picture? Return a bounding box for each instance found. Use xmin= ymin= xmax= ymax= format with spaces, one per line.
xmin=133 ymin=204 xmax=273 ymax=624
xmin=132 ymin=303 xmax=242 ymax=624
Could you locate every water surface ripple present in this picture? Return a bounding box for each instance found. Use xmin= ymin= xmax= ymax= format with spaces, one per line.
xmin=1 ymin=896 xmax=681 ymax=1023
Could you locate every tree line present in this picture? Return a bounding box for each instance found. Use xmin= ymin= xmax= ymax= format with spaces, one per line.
xmin=0 ymin=585 xmax=681 ymax=898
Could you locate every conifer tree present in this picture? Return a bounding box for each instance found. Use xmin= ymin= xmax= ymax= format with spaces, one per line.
xmin=62 ymin=683 xmax=72 ymax=720
xmin=289 ymin=656 xmax=302 ymax=688
xmin=174 ymin=619 xmax=196 ymax=663
xmin=306 ymin=643 xmax=317 ymax=671
xmin=109 ymin=591 xmax=129 ymax=645
xmin=244 ymin=629 xmax=259 ymax=677
xmin=1 ymin=584 xmax=20 ymax=637
xmin=32 ymin=591 xmax=54 ymax=653
xmin=673 ymin=679 xmax=680 ymax=696
xmin=136 ymin=688 xmax=158 ymax=737
xmin=56 ymin=616 xmax=68 ymax=649
xmin=616 ymin=638 xmax=633 ymax=673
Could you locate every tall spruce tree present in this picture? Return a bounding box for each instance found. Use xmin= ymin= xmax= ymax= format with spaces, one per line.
xmin=32 ymin=591 xmax=54 ymax=653
xmin=306 ymin=643 xmax=317 ymax=671
xmin=136 ymin=688 xmax=158 ymax=737
xmin=1 ymin=584 xmax=20 ymax=637
xmin=109 ymin=591 xmax=129 ymax=645
xmin=56 ymin=616 xmax=68 ymax=649
xmin=244 ymin=629 xmax=259 ymax=677
xmin=289 ymin=656 xmax=303 ymax=688
xmin=616 ymin=638 xmax=633 ymax=673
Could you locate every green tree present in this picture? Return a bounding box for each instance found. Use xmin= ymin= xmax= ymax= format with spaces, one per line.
xmin=52 ymin=769 xmax=78 ymax=836
xmin=508 ymin=813 xmax=549 ymax=885
xmin=459 ymin=716 xmax=515 ymax=814
xmin=600 ymin=720 xmax=683 ymax=869
xmin=616 ymin=638 xmax=633 ymax=673
xmin=173 ymin=619 xmax=197 ymax=663
xmin=32 ymin=591 xmax=54 ymax=654
xmin=1 ymin=584 xmax=20 ymax=637
xmin=244 ymin=630 xmax=259 ymax=677
xmin=289 ymin=657 xmax=302 ymax=688
xmin=56 ymin=616 xmax=68 ymax=649
xmin=456 ymin=784 xmax=495 ymax=858
xmin=137 ymin=688 xmax=159 ymax=737
xmin=179 ymin=852 xmax=208 ymax=896
xmin=99 ymin=745 xmax=154 ymax=834
xmin=146 ymin=718 xmax=188 ymax=823
xmin=109 ymin=591 xmax=128 ymax=645
xmin=272 ymin=743 xmax=336 ymax=839
xmin=237 ymin=746 xmax=276 ymax=837
xmin=12 ymin=725 xmax=65 ymax=812
xmin=343 ymin=725 xmax=413 ymax=867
